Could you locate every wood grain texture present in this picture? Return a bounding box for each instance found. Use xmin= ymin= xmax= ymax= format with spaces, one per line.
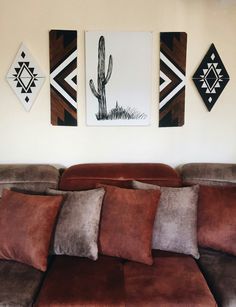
xmin=159 ymin=32 xmax=187 ymax=127
xmin=49 ymin=30 xmax=77 ymax=126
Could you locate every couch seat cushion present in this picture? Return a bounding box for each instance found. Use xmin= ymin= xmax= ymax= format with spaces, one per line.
xmin=0 ymin=259 xmax=43 ymax=307
xmin=35 ymin=255 xmax=125 ymax=306
xmin=198 ymin=248 xmax=236 ymax=307
xmin=124 ymin=251 xmax=216 ymax=307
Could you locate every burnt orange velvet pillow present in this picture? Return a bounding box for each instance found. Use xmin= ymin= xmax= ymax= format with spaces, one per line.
xmin=198 ymin=185 xmax=236 ymax=256
xmin=97 ymin=184 xmax=161 ymax=265
xmin=0 ymin=189 xmax=63 ymax=271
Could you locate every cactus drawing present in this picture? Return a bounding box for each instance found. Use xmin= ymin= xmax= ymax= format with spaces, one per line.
xmin=89 ymin=36 xmax=113 ymax=120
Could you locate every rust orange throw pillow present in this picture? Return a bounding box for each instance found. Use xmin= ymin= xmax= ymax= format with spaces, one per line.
xmin=198 ymin=186 xmax=236 ymax=256
xmin=97 ymin=184 xmax=161 ymax=265
xmin=0 ymin=189 xmax=63 ymax=271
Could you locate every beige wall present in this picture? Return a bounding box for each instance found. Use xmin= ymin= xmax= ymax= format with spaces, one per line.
xmin=0 ymin=0 xmax=236 ymax=167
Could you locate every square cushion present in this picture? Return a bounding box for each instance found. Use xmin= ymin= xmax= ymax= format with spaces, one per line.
xmin=198 ymin=185 xmax=236 ymax=256
xmin=132 ymin=181 xmax=200 ymax=258
xmin=47 ymin=188 xmax=105 ymax=260
xmin=0 ymin=259 xmax=43 ymax=307
xmin=97 ymin=184 xmax=161 ymax=265
xmin=35 ymin=255 xmax=125 ymax=306
xmin=0 ymin=189 xmax=63 ymax=271
xmin=198 ymin=248 xmax=236 ymax=307
xmin=124 ymin=251 xmax=217 ymax=307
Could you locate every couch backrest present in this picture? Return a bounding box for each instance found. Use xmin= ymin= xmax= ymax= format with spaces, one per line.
xmin=0 ymin=164 xmax=60 ymax=197
xmin=181 ymin=163 xmax=236 ymax=186
xmin=59 ymin=163 xmax=181 ymax=190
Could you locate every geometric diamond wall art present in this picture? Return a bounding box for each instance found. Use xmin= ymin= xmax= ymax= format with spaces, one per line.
xmin=49 ymin=30 xmax=77 ymax=126
xmin=6 ymin=43 xmax=45 ymax=112
xmin=159 ymin=32 xmax=187 ymax=127
xmin=192 ymin=44 xmax=229 ymax=112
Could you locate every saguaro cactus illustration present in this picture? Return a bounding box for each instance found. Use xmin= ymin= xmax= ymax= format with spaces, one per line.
xmin=89 ymin=36 xmax=113 ymax=120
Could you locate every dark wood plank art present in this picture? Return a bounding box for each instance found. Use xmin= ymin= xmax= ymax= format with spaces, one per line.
xmin=159 ymin=32 xmax=187 ymax=127
xmin=192 ymin=44 xmax=229 ymax=112
xmin=49 ymin=30 xmax=77 ymax=126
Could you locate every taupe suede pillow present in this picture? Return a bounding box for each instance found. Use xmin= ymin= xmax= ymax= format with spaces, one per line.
xmin=132 ymin=181 xmax=200 ymax=259
xmin=47 ymin=188 xmax=105 ymax=260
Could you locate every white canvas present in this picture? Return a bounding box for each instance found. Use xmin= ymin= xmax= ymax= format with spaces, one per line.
xmin=6 ymin=43 xmax=45 ymax=111
xmin=85 ymin=32 xmax=152 ymax=126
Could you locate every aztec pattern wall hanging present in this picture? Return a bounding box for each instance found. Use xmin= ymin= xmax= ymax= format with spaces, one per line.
xmin=159 ymin=32 xmax=187 ymax=127
xmin=192 ymin=44 xmax=229 ymax=111
xmin=86 ymin=32 xmax=152 ymax=126
xmin=6 ymin=43 xmax=45 ymax=111
xmin=49 ymin=30 xmax=77 ymax=126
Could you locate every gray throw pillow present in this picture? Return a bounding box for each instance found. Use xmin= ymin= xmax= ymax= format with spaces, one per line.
xmin=132 ymin=181 xmax=200 ymax=259
xmin=47 ymin=188 xmax=105 ymax=260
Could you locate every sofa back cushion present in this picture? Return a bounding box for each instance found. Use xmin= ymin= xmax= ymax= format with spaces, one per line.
xmin=0 ymin=164 xmax=60 ymax=197
xmin=181 ymin=163 xmax=236 ymax=187
xmin=59 ymin=163 xmax=181 ymax=190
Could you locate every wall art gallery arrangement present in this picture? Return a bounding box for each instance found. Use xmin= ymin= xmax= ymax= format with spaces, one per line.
xmin=5 ymin=31 xmax=230 ymax=127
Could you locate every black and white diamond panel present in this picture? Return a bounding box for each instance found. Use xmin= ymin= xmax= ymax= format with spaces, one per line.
xmin=6 ymin=43 xmax=45 ymax=111
xmin=192 ymin=44 xmax=229 ymax=111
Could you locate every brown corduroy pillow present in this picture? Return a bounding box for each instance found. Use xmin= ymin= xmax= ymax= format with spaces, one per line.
xmin=198 ymin=185 xmax=236 ymax=256
xmin=97 ymin=184 xmax=161 ymax=265
xmin=0 ymin=189 xmax=63 ymax=271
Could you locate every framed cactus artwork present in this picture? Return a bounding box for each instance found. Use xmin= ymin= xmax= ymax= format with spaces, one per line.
xmin=85 ymin=32 xmax=152 ymax=126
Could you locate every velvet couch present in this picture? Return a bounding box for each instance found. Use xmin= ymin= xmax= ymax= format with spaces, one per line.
xmin=0 ymin=163 xmax=235 ymax=307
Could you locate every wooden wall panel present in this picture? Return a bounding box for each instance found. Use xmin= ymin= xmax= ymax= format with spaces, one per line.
xmin=49 ymin=30 xmax=77 ymax=126
xmin=159 ymin=32 xmax=187 ymax=127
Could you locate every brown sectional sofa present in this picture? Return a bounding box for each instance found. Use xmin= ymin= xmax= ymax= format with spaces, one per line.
xmin=0 ymin=163 xmax=235 ymax=306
